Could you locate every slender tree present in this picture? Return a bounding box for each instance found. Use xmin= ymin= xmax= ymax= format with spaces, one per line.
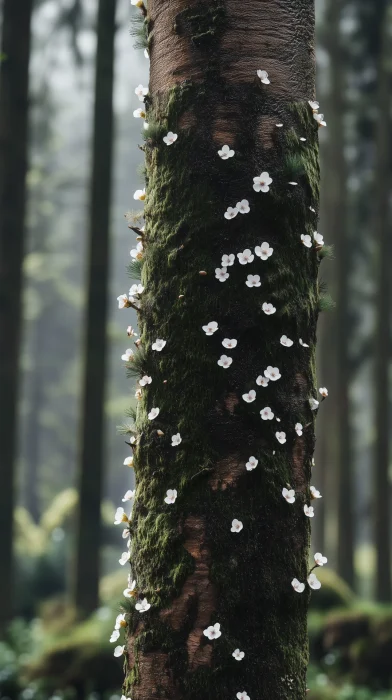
xmin=117 ymin=2 xmax=323 ymax=697
xmin=0 ymin=0 xmax=33 ymax=633
xmin=73 ymin=0 xmax=117 ymax=616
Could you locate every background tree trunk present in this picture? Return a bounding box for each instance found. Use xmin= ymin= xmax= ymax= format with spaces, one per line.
xmin=123 ymin=2 xmax=320 ymax=698
xmin=72 ymin=0 xmax=116 ymax=617
xmin=0 ymin=0 xmax=33 ymax=634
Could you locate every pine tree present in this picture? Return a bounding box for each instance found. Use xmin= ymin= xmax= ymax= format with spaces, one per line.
xmin=119 ymin=2 xmax=322 ymax=697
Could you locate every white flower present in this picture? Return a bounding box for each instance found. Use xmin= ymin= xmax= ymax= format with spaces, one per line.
xmin=152 ymin=338 xmax=166 ymax=351
xmin=171 ymin=433 xmax=182 ymax=446
xmin=218 ymin=144 xmax=235 ymax=159
xmin=314 ymin=552 xmax=328 ymax=566
xmin=130 ymin=242 xmax=143 ymax=260
xmin=242 ymin=390 xmax=256 ymax=403
xmin=256 ymin=376 xmax=269 ymax=387
xmin=319 ymin=387 xmax=328 ymax=397
xmin=295 ymin=423 xmax=303 ymax=436
xmin=309 ymin=398 xmax=319 ymax=411
xmin=110 ymin=629 xmax=120 ymax=642
xmin=114 ymin=507 xmax=129 ymax=524
xmin=299 ymin=338 xmax=309 ymax=347
xmin=138 ymin=375 xmax=152 ymax=387
xmin=218 ymin=354 xmax=233 ymax=369
xmin=121 ymin=348 xmax=134 ymax=362
xmin=264 ymin=366 xmax=281 ymax=381
xmin=130 ymin=283 xmax=144 ymax=297
xmin=260 ymin=406 xmax=274 ymax=421
xmin=222 ymin=338 xmax=237 ymax=349
xmin=310 ymin=485 xmax=322 ymax=499
xmin=255 ymin=242 xmax=273 ymax=260
xmin=282 ymin=488 xmax=295 ymax=504
xmin=246 ymin=274 xmax=261 ymax=288
xmin=202 ymin=321 xmax=218 ymax=336
xmin=133 ymin=188 xmax=146 ymax=201
xmin=300 ymin=137 xmax=307 ymax=142
xmin=262 ymin=302 xmax=276 ymax=315
xmin=135 ymin=84 xmax=148 ymax=101
xmin=314 ymin=112 xmax=327 ymax=127
xmin=304 ymin=504 xmax=314 ymax=517
xmin=117 ymin=294 xmax=129 ymax=309
xmin=237 ymin=248 xmax=254 ymax=265
xmin=314 ymin=231 xmax=324 ymax=246
xmin=144 ymin=47 xmax=149 ymax=58
xmin=133 ymin=106 xmax=146 ymax=119
xmin=308 ymin=573 xmax=321 ymax=589
xmin=135 ymin=387 xmax=142 ymax=401
xmin=115 ymin=613 xmax=127 ymax=629
xmin=148 ymin=407 xmax=160 ymax=420
xmin=164 ymin=489 xmax=177 ymax=504
xmin=308 ymin=100 xmax=320 ymax=111
xmin=215 ymin=266 xmax=230 ymax=282
xmin=135 ymin=597 xmax=151 ymax=612
xmin=163 ymin=131 xmax=178 ymax=145
xmin=276 ymin=123 xmax=283 ymax=128
xmin=280 ymin=335 xmax=293 ymax=347
xmin=291 ymin=578 xmax=305 ymax=593
xmin=224 ymin=206 xmax=238 ymax=220
xmin=257 ymin=69 xmax=270 ymax=84
xmin=276 ymin=432 xmax=286 ymax=444
xmin=114 ymin=645 xmax=125 ymax=657
xmin=119 ymin=551 xmax=130 ymax=566
xmin=123 ymin=579 xmax=137 ymax=597
xmin=122 ymin=490 xmax=135 ymax=502
xmin=203 ymin=623 xmax=221 ymax=640
xmin=253 ymin=171 xmax=272 ymax=193
xmin=232 ymin=648 xmax=245 ymax=661
xmin=288 ymin=182 xmax=298 ymax=186
xmin=237 ymin=692 xmax=250 ymax=700
xmin=236 ymin=199 xmax=250 ymax=214
xmin=246 ymin=456 xmax=258 ymax=471
xmin=231 ymin=519 xmax=243 ymax=533
xmin=309 ymin=206 xmax=316 ymax=213
xmin=127 ymin=326 xmax=137 ymax=337
xmin=301 ymin=234 xmax=312 ymax=248
xmin=221 ymin=253 xmax=235 ymax=267
xmin=123 ymin=456 xmax=134 ymax=467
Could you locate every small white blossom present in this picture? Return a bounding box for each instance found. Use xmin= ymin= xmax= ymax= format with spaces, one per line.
xmin=255 ymin=242 xmax=273 ymax=260
xmin=123 ymin=456 xmax=134 ymax=468
xmin=171 ymin=433 xmax=182 ymax=446
xmin=280 ymin=335 xmax=293 ymax=347
xmin=133 ymin=188 xmax=146 ymax=201
xmin=242 ymin=390 xmax=256 ymax=403
xmin=314 ymin=112 xmax=327 ymax=127
xmin=319 ymin=387 xmax=328 ymax=397
xmin=314 ymin=231 xmax=324 ymax=246
xmin=144 ymin=48 xmax=149 ymax=58
xmin=222 ymin=338 xmax=237 ymax=349
xmin=291 ymin=578 xmax=305 ymax=593
xmin=131 ymin=0 xmax=144 ymax=6
xmin=264 ymin=366 xmax=281 ymax=381
xmin=133 ymin=106 xmax=146 ymax=119
xmin=165 ymin=489 xmax=177 ymax=504
xmin=308 ymin=100 xmax=320 ymax=111
xmin=218 ymin=354 xmax=233 ymax=369
xmin=308 ymin=573 xmax=321 ymax=589
xmin=246 ymin=274 xmax=261 ymax=288
xmin=309 ymin=398 xmax=319 ymax=411
xmin=122 ymin=490 xmax=135 ymax=502
xmin=238 ymin=249 xmax=254 ymax=265
xmin=231 ymin=519 xmax=243 ymax=533
xmin=299 ymin=338 xmax=310 ymax=347
xmin=288 ymin=181 xmax=298 ymax=186
xmin=135 ymin=83 xmax=148 ymax=101
xmin=246 ymin=456 xmax=258 ymax=471
xmin=304 ymin=504 xmax=314 ymax=517
xmin=237 ymin=692 xmax=250 ymax=700
xmin=282 ymin=488 xmax=295 ymax=504
xmin=130 ymin=242 xmax=143 ymax=260
xmin=276 ymin=431 xmax=286 ymax=444
xmin=135 ymin=597 xmax=151 ymax=612
xmin=221 ymin=253 xmax=235 ymax=267
xmin=253 ymin=172 xmax=272 ymax=193
xmin=257 ymin=69 xmax=270 ymax=84
xmin=295 ymin=423 xmax=303 ymax=436
xmin=121 ymin=348 xmax=134 ymax=362
xmin=300 ymin=137 xmax=307 ymax=142
xmin=215 ymin=266 xmax=230 ymax=282
xmin=276 ymin=123 xmax=283 ymax=128
xmin=119 ymin=551 xmax=130 ymax=566
xmin=262 ymin=302 xmax=276 ymax=315
xmin=139 ymin=375 xmax=152 ymax=386
xmin=203 ymin=622 xmax=221 ymax=640
xmin=114 ymin=507 xmax=129 ymax=524
xmin=110 ymin=629 xmax=120 ymax=642
xmin=148 ymin=407 xmax=160 ymax=420
xmin=218 ymin=144 xmax=235 ymax=159
xmin=117 ymin=294 xmax=129 ymax=309
xmin=129 ymin=283 xmax=144 ymax=297
xmin=310 ymin=485 xmax=322 ymax=499
xmin=301 ymin=234 xmax=312 ymax=248
xmin=202 ymin=321 xmax=218 ymax=336
xmin=135 ymin=387 xmax=142 ymax=401
xmin=163 ymin=131 xmax=178 ymax=145
xmin=309 ymin=206 xmax=316 ymax=213
xmin=114 ymin=645 xmax=125 ymax=657
xmin=123 ymin=579 xmax=137 ymax=598
xmin=115 ymin=613 xmax=127 ymax=629
xmin=314 ymin=552 xmax=328 ymax=566
xmin=224 ymin=206 xmax=238 ymax=220
xmin=236 ymin=199 xmax=250 ymax=214
xmin=152 ymin=338 xmax=166 ymax=351
xmin=256 ymin=376 xmax=269 ymax=387
xmin=232 ymin=648 xmax=245 ymax=661
xmin=260 ymin=406 xmax=274 ymax=421
xmin=127 ymin=326 xmax=137 ymax=337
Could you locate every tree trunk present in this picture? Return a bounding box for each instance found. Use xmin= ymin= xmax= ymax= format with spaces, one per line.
xmin=73 ymin=0 xmax=116 ymax=616
xmin=121 ymin=2 xmax=321 ymax=698
xmin=374 ymin=2 xmax=392 ymax=603
xmin=0 ymin=0 xmax=33 ymax=633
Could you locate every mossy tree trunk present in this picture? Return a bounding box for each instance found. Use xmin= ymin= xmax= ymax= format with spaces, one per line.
xmin=73 ymin=0 xmax=116 ymax=616
xmin=123 ymin=1 xmax=320 ymax=698
xmin=0 ymin=0 xmax=33 ymax=633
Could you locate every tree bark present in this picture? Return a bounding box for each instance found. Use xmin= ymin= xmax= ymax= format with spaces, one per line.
xmin=0 ymin=0 xmax=33 ymax=633
xmin=73 ymin=0 xmax=116 ymax=616
xmin=121 ymin=2 xmax=321 ymax=698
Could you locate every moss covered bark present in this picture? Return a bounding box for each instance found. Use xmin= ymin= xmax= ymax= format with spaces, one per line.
xmin=123 ymin=1 xmax=320 ymax=698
